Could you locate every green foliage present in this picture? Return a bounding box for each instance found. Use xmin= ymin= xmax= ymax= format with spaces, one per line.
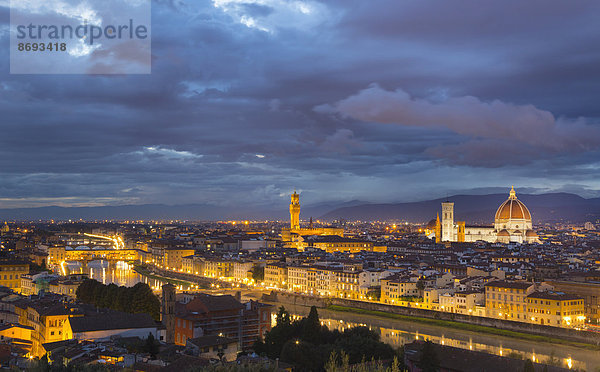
xmin=28 ymin=358 xmax=111 ymax=372
xmin=275 ymin=306 xmax=291 ymax=327
xmin=324 ymin=350 xmax=404 ymax=372
xmin=144 ymin=332 xmax=160 ymax=358
xmin=255 ymin=306 xmax=396 ymax=371
xmin=301 ymin=306 xmax=322 ymax=342
xmin=251 ymin=266 xmax=264 ymax=282
xmin=417 ymin=341 xmax=439 ymax=372
xmin=366 ymin=288 xmax=381 ymax=301
xmin=186 ymin=364 xmax=278 ymax=372
xmin=76 ymin=279 xmax=160 ymax=320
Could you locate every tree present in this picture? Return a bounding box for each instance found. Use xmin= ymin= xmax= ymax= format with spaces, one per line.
xmin=334 ymin=327 xmax=394 ymax=365
xmin=366 ymin=287 xmax=381 ymax=301
xmin=417 ymin=341 xmax=439 ymax=372
xmin=301 ymin=306 xmax=322 ymax=343
xmin=144 ymin=333 xmax=159 ymax=359
xmin=256 ymin=305 xmax=397 ymax=371
xmin=76 ymin=279 xmax=160 ymax=320
xmin=275 ymin=306 xmax=291 ymax=327
xmin=252 ymin=266 xmax=264 ymax=282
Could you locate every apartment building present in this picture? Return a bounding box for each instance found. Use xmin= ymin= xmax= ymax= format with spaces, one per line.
xmin=381 ymin=275 xmax=419 ymax=304
xmin=264 ymin=263 xmax=287 ymax=288
xmin=164 ymin=247 xmax=196 ymax=272
xmin=232 ymin=261 xmax=255 ymax=283
xmin=484 ymin=280 xmax=535 ymax=321
xmin=526 ymin=291 xmax=585 ymax=328
xmin=333 ymin=270 xmax=362 ymax=299
xmin=169 ymin=293 xmax=272 ymax=350
xmin=287 ymin=266 xmax=309 ymax=293
xmin=0 ymin=261 xmax=29 ymax=291
xmin=439 ymin=290 xmax=485 ymax=315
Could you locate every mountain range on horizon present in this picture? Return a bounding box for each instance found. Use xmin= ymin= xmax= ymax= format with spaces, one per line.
xmin=0 ymin=192 xmax=598 ymax=224
xmin=321 ymin=192 xmax=600 ymax=224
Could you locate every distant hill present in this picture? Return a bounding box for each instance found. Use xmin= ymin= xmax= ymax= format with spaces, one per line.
xmin=320 ymin=193 xmax=600 ymax=223
xmin=0 ymin=199 xmax=365 ymax=222
xmin=0 ymin=193 xmax=598 ymax=222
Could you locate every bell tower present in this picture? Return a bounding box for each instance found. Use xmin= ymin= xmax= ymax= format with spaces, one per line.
xmin=441 ymin=201 xmax=454 ymax=242
xmin=161 ymin=283 xmax=176 ymax=344
xmin=290 ymin=190 xmax=300 ymax=230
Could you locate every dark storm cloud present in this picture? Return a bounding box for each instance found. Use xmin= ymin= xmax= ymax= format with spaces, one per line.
xmin=316 ymin=84 xmax=600 ymax=166
xmin=0 ymin=0 xmax=599 ymax=209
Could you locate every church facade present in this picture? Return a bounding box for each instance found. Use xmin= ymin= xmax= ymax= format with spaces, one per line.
xmin=428 ymin=187 xmax=539 ymax=244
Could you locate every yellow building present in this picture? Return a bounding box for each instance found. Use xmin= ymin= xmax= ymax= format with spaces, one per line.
xmin=15 ymin=300 xmax=83 ymax=357
xmin=0 ymin=260 xmax=29 ymax=291
xmin=287 ymin=266 xmax=309 ymax=293
xmin=0 ymin=323 xmax=33 ymax=342
xmin=232 ymin=261 xmax=255 ymax=283
xmin=526 ymin=291 xmax=585 ymax=328
xmin=439 ymin=291 xmax=485 ymax=315
xmin=333 ymin=270 xmax=362 ymax=299
xmin=264 ymin=263 xmax=287 ymax=289
xmin=545 ymin=279 xmax=600 ymax=324
xmin=47 ymin=246 xmax=66 ymax=266
xmin=203 ymin=258 xmax=233 ymax=279
xmin=164 ymin=248 xmax=196 ymax=272
xmin=484 ymin=280 xmax=534 ymax=321
xmin=303 ymin=236 xmax=374 ymax=253
xmin=49 ymin=279 xmax=81 ymax=298
xmin=381 ymin=276 xmax=419 ymax=305
xmin=307 ymin=267 xmax=334 ymax=296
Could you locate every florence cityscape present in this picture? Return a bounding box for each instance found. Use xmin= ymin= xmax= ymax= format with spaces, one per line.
xmin=2 ymin=0 xmax=600 ymax=371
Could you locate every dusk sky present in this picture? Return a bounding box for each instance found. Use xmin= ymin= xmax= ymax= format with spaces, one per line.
xmin=1 ymin=0 xmax=600 ymax=210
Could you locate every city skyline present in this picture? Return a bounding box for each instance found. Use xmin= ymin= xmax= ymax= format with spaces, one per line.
xmin=1 ymin=1 xmax=600 ymax=208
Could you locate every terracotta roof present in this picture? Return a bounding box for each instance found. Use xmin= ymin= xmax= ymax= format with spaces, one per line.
xmin=484 ymin=280 xmax=534 ymax=290
xmin=68 ymin=312 xmax=156 ymax=333
xmin=187 ymin=335 xmax=237 ymax=348
xmin=182 ymin=294 xmax=243 ymax=314
xmin=495 ymin=194 xmax=531 ymax=221
xmin=527 ymin=291 xmax=583 ymax=301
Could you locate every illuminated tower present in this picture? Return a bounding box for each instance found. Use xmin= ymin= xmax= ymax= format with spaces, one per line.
xmin=161 ymin=283 xmax=176 ymax=344
xmin=290 ymin=191 xmax=300 ymax=230
xmin=441 ymin=201 xmax=454 ymax=242
xmin=434 ymin=213 xmax=441 ymax=243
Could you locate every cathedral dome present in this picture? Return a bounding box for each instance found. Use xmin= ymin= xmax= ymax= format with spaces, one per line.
xmin=495 ymin=187 xmax=531 ymax=221
xmin=426 ymin=219 xmax=437 ymax=229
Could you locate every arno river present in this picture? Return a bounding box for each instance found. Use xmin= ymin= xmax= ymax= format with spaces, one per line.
xmin=65 ymin=260 xmax=597 ymax=370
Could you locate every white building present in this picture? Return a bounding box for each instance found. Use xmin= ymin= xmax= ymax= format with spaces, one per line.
xmin=436 ymin=187 xmax=540 ymax=244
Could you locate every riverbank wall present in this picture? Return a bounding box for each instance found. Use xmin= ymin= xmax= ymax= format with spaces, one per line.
xmin=263 ymin=291 xmax=600 ymax=345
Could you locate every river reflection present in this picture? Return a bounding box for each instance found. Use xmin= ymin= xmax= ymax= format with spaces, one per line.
xmin=63 ymin=260 xmax=199 ymax=292
xmin=61 ymin=262 xmax=592 ymax=370
xmin=274 ymin=305 xmax=592 ymax=371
